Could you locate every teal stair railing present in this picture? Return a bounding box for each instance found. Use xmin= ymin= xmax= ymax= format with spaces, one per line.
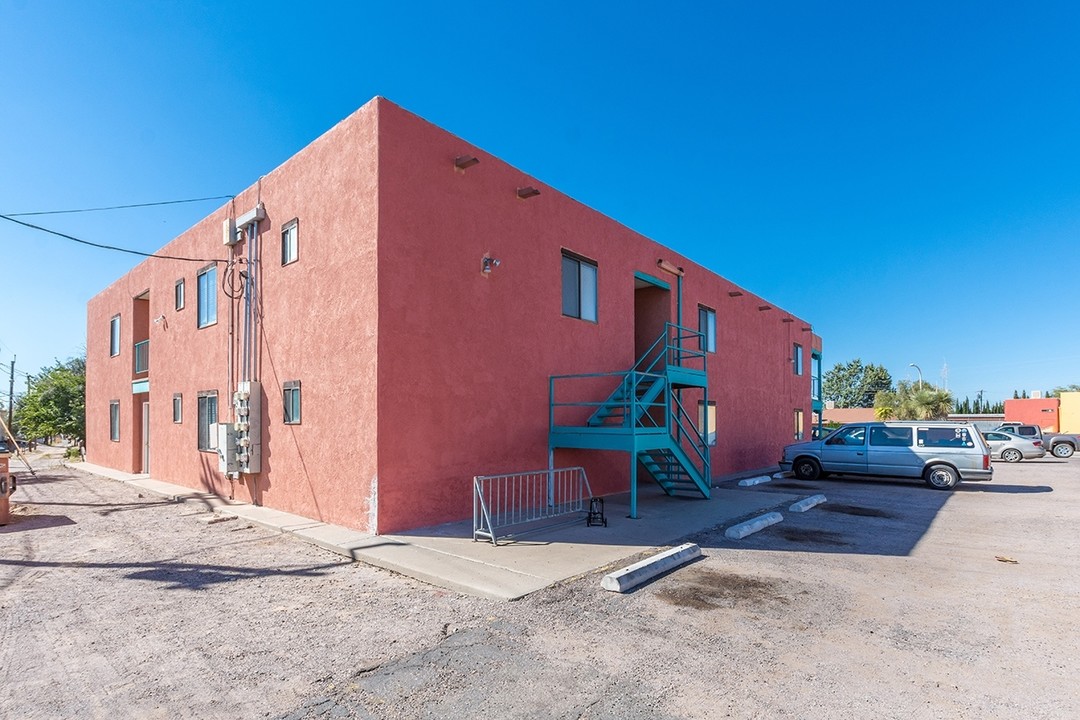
xmin=548 ymin=323 xmax=711 ymax=510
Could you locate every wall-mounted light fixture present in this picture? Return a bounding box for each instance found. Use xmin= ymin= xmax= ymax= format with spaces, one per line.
xmin=455 ymin=155 xmax=480 ymax=171
xmin=656 ymin=259 xmax=684 ymax=276
xmin=728 ymin=291 xmax=744 ymax=297
xmin=758 ymin=305 xmax=772 ymax=311
xmin=153 ymin=314 xmax=168 ymax=330
xmin=481 ymin=255 xmax=502 ymax=274
xmin=517 ymin=186 xmax=541 ymax=199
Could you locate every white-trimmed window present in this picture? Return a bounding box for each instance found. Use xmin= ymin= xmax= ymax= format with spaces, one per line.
xmin=282 ymin=219 xmax=299 ymax=265
xmin=561 ymin=251 xmax=597 ymax=322
xmin=109 ymin=400 xmax=120 ymax=441
xmin=794 ymin=408 xmax=805 ymax=440
xmin=197 ymin=390 xmax=218 ymax=451
xmin=698 ymin=306 xmax=716 ymax=353
xmin=197 ymin=265 xmax=217 ymax=328
xmin=173 ymin=393 xmax=183 ymax=423
xmin=283 ymin=381 xmax=301 ymax=424
xmin=109 ymin=315 xmax=121 ymax=357
xmin=175 ymin=279 xmax=185 ymax=311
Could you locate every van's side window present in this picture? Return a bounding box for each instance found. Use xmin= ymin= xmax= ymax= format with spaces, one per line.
xmin=870 ymin=427 xmax=913 ymax=447
xmin=918 ymin=427 xmax=974 ymax=448
xmin=828 ymin=426 xmax=866 ymax=446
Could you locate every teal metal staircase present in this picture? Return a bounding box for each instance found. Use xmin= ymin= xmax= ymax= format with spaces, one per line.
xmin=549 ymin=323 xmax=711 ymax=515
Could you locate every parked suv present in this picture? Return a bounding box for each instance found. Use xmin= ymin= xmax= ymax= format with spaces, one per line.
xmin=780 ymin=421 xmax=993 ymax=490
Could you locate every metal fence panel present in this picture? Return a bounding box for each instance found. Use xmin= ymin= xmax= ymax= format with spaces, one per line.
xmin=473 ymin=466 xmax=593 ymax=545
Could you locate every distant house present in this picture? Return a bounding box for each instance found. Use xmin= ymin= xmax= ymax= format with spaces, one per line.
xmin=85 ymin=97 xmax=819 ymax=535
xmin=1005 ymin=393 xmax=1080 ymax=433
xmin=821 ymin=406 xmax=877 ymax=425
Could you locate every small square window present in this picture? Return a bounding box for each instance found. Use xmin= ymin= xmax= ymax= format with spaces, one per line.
xmin=282 ymin=219 xmax=299 ymax=265
xmin=283 ymin=381 xmax=301 ymax=424
xmin=109 ymin=400 xmax=120 ymax=441
xmin=175 ymin=279 xmax=185 ymax=311
xmin=173 ymin=393 xmax=183 ymax=423
xmin=698 ymin=306 xmax=716 ymax=353
xmin=109 ymin=315 xmax=121 ymax=357
xmin=561 ymin=252 xmax=597 ymax=322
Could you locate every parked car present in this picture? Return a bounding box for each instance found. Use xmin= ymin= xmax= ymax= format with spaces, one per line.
xmin=983 ymin=430 xmax=1046 ymax=462
xmin=779 ymin=421 xmax=993 ymax=490
xmin=994 ymin=423 xmax=1077 ymax=459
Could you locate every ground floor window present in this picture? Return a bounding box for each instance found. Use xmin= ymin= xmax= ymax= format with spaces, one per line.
xmin=283 ymin=381 xmax=301 ymax=424
xmin=109 ymin=400 xmax=120 ymax=441
xmin=794 ymin=408 xmax=805 ymax=440
xmin=197 ymin=391 xmax=218 ymax=451
xmin=698 ymin=400 xmax=717 ymax=446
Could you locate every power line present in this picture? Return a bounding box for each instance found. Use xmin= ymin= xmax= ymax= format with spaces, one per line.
xmin=2 ymin=195 xmax=234 ymax=217
xmin=0 ymin=214 xmax=228 ymax=264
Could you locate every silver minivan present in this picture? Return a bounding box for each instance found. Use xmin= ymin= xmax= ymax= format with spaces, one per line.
xmin=779 ymin=421 xmax=993 ymax=490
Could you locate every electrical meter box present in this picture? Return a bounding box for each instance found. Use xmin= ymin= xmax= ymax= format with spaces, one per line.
xmin=234 ymin=380 xmax=262 ymax=474
xmin=214 ymin=423 xmax=238 ymax=474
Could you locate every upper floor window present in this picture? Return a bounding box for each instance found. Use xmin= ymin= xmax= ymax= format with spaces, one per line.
xmin=282 ymin=219 xmax=299 ymax=265
xmin=811 ymin=354 xmax=822 ymax=401
xmin=793 ymin=343 xmax=804 ymax=375
xmin=561 ymin=252 xmax=597 ymax=322
xmin=109 ymin=315 xmax=121 ymax=357
xmin=173 ymin=393 xmax=183 ymax=423
xmin=197 ymin=265 xmax=217 ymax=328
xmin=175 ymin=279 xmax=185 ymax=311
xmin=698 ymin=306 xmax=716 ymax=353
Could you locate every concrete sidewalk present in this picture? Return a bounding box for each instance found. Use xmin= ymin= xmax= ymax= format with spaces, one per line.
xmin=71 ymin=462 xmax=798 ymax=600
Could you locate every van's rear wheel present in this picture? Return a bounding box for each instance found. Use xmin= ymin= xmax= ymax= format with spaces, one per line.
xmin=793 ymin=458 xmax=821 ymax=481
xmin=924 ymin=464 xmax=959 ymax=490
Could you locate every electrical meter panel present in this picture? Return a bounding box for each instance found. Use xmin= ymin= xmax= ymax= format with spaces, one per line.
xmin=233 ymin=381 xmax=262 ymax=474
xmin=214 ymin=423 xmax=238 ymax=474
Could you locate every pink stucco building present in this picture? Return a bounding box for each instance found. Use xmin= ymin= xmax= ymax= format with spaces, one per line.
xmin=86 ymin=97 xmax=819 ymax=535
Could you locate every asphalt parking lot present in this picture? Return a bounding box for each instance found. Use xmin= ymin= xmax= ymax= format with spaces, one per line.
xmin=2 ymin=452 xmax=1078 ymax=719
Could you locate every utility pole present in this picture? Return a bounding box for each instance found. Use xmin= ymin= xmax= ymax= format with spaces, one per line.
xmin=6 ymin=357 xmax=13 ymax=441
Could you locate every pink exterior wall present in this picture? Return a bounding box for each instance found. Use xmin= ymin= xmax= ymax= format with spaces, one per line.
xmin=374 ymin=100 xmax=811 ymax=533
xmin=87 ymin=97 xmax=815 ymax=536
xmin=87 ymin=102 xmax=381 ymax=531
xmin=1004 ymin=398 xmax=1059 ymax=432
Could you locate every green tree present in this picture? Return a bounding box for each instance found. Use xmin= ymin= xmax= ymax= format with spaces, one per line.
xmin=14 ymin=357 xmax=86 ymax=443
xmin=874 ymin=380 xmax=953 ymax=421
xmin=1048 ymin=384 xmax=1080 ymax=397
xmin=822 ymin=359 xmax=894 ymax=408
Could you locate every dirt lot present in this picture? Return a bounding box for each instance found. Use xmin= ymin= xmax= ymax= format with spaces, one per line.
xmin=2 ymin=451 xmax=1078 ymax=719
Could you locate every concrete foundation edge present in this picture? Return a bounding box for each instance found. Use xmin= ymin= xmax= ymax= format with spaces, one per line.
xmin=601 ymin=543 xmax=701 ymax=593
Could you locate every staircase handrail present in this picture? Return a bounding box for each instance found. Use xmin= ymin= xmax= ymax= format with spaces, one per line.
xmin=670 ymin=390 xmax=709 ymax=475
xmin=633 ymin=322 xmax=707 ymax=376
xmin=550 ymin=370 xmax=667 ymax=431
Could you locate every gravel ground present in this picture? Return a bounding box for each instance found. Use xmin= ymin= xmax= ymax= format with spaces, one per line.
xmin=2 ymin=449 xmax=1078 ymax=719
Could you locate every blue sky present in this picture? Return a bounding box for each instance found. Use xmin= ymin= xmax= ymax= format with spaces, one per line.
xmin=2 ymin=1 xmax=1079 ymax=405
